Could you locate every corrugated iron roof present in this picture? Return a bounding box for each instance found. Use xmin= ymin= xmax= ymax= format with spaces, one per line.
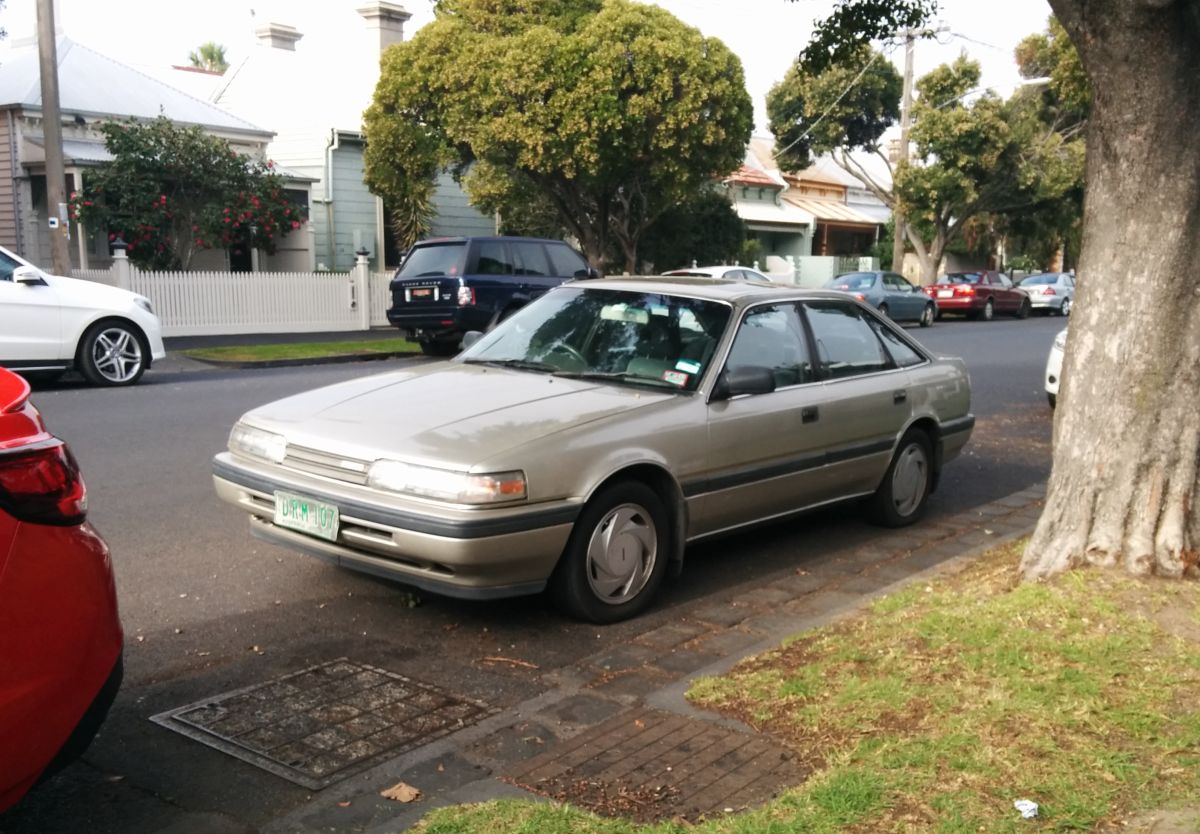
xmin=783 ymin=196 xmax=881 ymax=226
xmin=725 ymin=165 xmax=781 ymax=188
xmin=732 ymin=199 xmax=815 ymax=228
xmin=0 ymin=37 xmax=270 ymax=137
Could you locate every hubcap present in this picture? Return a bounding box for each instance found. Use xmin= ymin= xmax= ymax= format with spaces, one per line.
xmin=891 ymin=442 xmax=929 ymax=517
xmin=984 ymin=302 xmax=993 ymax=320
xmin=585 ymin=503 xmax=657 ymax=605
xmin=92 ymin=328 xmax=144 ymax=383
xmin=922 ymin=305 xmax=933 ymax=325
xmin=1062 ymin=298 xmax=1071 ymax=316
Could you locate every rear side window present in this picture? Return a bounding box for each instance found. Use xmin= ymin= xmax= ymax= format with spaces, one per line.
xmin=546 ymin=243 xmax=590 ymax=278
xmin=803 ymin=301 xmax=891 ymax=379
xmin=474 ymin=241 xmax=515 ymax=276
xmin=512 ymin=242 xmax=551 ymax=276
xmin=869 ymin=320 xmax=926 ymax=368
xmin=396 ymin=243 xmax=466 ymax=278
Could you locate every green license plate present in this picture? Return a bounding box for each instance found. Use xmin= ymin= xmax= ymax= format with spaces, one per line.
xmin=273 ymin=491 xmax=339 ymax=542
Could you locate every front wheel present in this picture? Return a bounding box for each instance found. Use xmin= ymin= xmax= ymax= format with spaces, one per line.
xmin=78 ymin=320 xmax=148 ymax=386
xmin=878 ymin=303 xmax=890 ymax=318
xmin=919 ymin=303 xmax=935 ymax=328
xmin=550 ymin=481 xmax=670 ymax=623
xmin=1048 ymin=392 xmax=1057 ymax=409
xmin=868 ymin=429 xmax=933 ymax=527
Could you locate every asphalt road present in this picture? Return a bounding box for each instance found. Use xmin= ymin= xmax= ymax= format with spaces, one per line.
xmin=1 ymin=314 xmax=1066 ymax=834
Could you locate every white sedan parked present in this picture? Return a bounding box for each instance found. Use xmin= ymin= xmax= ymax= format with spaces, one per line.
xmin=0 ymin=245 xmax=165 ymax=386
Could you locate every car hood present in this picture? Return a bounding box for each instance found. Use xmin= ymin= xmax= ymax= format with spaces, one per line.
xmin=242 ymin=362 xmax=678 ymax=469
xmin=42 ymin=273 xmax=148 ymax=311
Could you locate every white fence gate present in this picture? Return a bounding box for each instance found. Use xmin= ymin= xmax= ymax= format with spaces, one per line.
xmin=73 ymin=252 xmax=397 ymax=338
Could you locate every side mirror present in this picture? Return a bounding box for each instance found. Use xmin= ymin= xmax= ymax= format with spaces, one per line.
xmin=461 ymin=330 xmax=484 ymax=350
xmin=712 ymin=366 xmax=776 ymax=401
xmin=583 ymin=267 xmax=603 ymax=280
xmin=13 ymin=266 xmax=44 ymax=285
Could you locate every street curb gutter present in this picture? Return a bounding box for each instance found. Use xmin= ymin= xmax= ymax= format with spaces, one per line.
xmin=181 ymin=350 xmax=421 ymax=370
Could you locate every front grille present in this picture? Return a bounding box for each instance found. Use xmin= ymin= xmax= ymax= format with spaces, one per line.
xmin=282 ymin=444 xmax=370 ymax=485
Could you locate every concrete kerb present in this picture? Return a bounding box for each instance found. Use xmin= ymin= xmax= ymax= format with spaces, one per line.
xmin=264 ymin=483 xmax=1046 ymax=833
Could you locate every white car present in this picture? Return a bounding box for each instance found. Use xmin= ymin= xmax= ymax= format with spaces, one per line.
xmin=1045 ymin=327 xmax=1067 ymax=408
xmin=0 ymin=245 xmax=165 ymax=386
xmin=662 ymin=265 xmax=775 ymax=283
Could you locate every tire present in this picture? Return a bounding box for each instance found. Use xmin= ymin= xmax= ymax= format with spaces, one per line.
xmin=919 ymin=303 xmax=935 ymax=328
xmin=981 ymin=299 xmax=994 ymax=321
xmin=78 ymin=320 xmax=148 ymax=386
xmin=550 ymin=480 xmax=671 ymax=623
xmin=1016 ymin=299 xmax=1031 ymax=319
xmin=878 ymin=303 xmax=890 ymax=318
xmin=1048 ymin=392 xmax=1057 ymax=409
xmin=1060 ymin=297 xmax=1072 ymax=317
xmin=868 ymin=429 xmax=933 ymax=527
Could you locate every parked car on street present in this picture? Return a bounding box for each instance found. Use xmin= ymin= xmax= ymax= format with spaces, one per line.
xmin=386 ymin=236 xmax=597 ymax=356
xmin=924 ymin=271 xmax=1031 ymax=321
xmin=662 ymin=265 xmax=774 ymax=283
xmin=215 ymin=276 xmax=974 ymax=623
xmin=0 ymin=368 xmax=123 ymax=812
xmin=0 ymin=245 xmax=165 ymax=386
xmin=825 ymin=271 xmax=937 ymax=327
xmin=1045 ymin=327 xmax=1067 ymax=408
xmin=1019 ymin=272 xmax=1075 ymax=316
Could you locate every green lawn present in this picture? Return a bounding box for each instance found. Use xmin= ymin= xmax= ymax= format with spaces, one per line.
xmin=182 ymin=337 xmax=420 ymax=363
xmin=410 ymin=542 xmax=1200 ymax=834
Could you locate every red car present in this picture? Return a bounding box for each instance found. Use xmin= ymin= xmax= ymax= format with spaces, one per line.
xmin=0 ymin=368 xmax=122 ymax=812
xmin=924 ymin=271 xmax=1031 ymax=320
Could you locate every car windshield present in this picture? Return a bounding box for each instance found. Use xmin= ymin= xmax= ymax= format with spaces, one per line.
xmin=942 ymin=273 xmax=984 ymax=285
xmin=395 ymin=242 xmax=466 ymax=279
xmin=827 ymin=273 xmax=876 ymax=291
xmin=459 ymin=287 xmax=732 ymax=392
xmin=1020 ymin=274 xmax=1057 ymax=285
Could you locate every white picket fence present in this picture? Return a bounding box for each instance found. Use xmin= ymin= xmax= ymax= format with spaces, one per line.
xmin=73 ymin=254 xmax=397 ymax=337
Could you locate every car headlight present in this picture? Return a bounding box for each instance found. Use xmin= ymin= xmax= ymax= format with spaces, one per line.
xmin=228 ymin=423 xmax=287 ymax=463
xmin=1054 ymin=329 xmax=1068 ymax=350
xmin=135 ymin=296 xmax=155 ymax=315
xmin=367 ymin=460 xmax=526 ymax=504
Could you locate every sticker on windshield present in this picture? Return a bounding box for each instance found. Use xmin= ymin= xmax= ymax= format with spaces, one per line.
xmin=675 ymin=359 xmax=701 ymax=374
xmin=650 ymin=304 xmax=669 ymax=317
xmin=662 ymin=370 xmax=689 ymax=387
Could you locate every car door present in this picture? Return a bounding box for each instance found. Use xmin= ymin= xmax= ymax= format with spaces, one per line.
xmin=800 ymin=299 xmax=913 ymax=496
xmin=0 ymin=253 xmax=63 ymax=363
xmin=697 ymin=302 xmax=834 ymax=536
xmin=885 ymin=273 xmax=923 ymax=320
xmin=991 ymin=272 xmax=1021 ymax=312
xmin=511 ymin=240 xmax=559 ymax=301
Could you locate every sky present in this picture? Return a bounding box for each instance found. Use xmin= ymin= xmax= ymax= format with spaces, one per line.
xmin=2 ymin=0 xmax=1054 ymax=134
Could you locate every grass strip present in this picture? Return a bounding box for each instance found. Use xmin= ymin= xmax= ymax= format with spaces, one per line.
xmin=182 ymin=337 xmax=420 ymax=363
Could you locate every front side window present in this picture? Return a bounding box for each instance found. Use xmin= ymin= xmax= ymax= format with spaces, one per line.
xmin=512 ymin=242 xmax=550 ymax=277
xmin=546 ymin=243 xmax=589 ymax=278
xmin=725 ymin=304 xmax=814 ymax=388
xmin=0 ymin=250 xmax=21 ymax=282
xmin=803 ymin=301 xmax=891 ymax=379
xmin=459 ymin=287 xmax=731 ymax=392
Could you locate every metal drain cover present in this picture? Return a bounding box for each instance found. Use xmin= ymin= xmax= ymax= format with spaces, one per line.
xmin=151 ymin=659 xmax=493 ymax=789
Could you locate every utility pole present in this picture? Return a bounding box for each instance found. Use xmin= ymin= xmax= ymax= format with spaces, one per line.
xmin=37 ymin=0 xmax=72 ymax=276
xmin=890 ymin=29 xmax=915 ymax=275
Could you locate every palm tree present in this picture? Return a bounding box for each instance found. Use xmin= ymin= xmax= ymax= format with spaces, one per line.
xmin=188 ymin=41 xmax=229 ymax=74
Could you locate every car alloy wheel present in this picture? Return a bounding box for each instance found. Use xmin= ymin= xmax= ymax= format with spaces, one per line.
xmin=919 ymin=303 xmax=935 ymax=328
xmin=1061 ymin=297 xmax=1072 ymax=317
xmin=868 ymin=429 xmax=932 ymax=527
xmin=79 ymin=321 xmax=147 ymax=386
xmin=551 ymin=480 xmax=670 ymax=622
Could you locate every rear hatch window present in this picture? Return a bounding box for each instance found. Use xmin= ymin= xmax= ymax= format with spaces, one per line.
xmin=395 ymin=242 xmax=467 ymax=281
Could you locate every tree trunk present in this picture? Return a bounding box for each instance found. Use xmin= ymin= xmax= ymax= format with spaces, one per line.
xmin=1022 ymin=0 xmax=1200 ymax=578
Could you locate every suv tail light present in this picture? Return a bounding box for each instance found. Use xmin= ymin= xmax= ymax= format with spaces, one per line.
xmin=457 ymin=286 xmax=476 ymax=306
xmin=0 ymin=441 xmax=88 ymax=525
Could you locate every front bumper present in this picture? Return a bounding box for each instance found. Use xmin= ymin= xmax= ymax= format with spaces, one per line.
xmin=213 ymin=453 xmax=576 ymax=599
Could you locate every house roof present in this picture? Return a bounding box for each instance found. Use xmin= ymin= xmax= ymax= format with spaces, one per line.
xmin=725 ymin=165 xmax=781 ymax=188
xmin=732 ymin=199 xmax=815 ymax=228
xmin=783 ymin=196 xmax=880 ymax=226
xmin=24 ymin=137 xmax=113 ymax=164
xmin=0 ymin=37 xmax=270 ymax=137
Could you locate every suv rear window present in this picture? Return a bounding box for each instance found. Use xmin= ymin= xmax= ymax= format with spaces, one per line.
xmin=396 ymin=243 xmax=466 ymax=279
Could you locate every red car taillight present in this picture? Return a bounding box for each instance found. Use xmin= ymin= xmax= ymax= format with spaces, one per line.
xmin=956 ymin=285 xmax=976 ymax=296
xmin=457 ymin=286 xmax=476 ymax=306
xmin=0 ymin=441 xmax=87 ymax=526
xmin=854 ymin=293 xmax=866 ymax=301
xmin=1043 ymin=287 xmax=1056 ymax=296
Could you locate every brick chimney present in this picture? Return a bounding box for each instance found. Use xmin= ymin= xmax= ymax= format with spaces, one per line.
xmin=255 ymin=22 xmax=303 ymax=51
xmin=357 ymin=1 xmax=412 ymax=53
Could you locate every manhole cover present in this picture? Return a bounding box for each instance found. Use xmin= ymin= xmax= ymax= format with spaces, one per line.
xmin=151 ymin=659 xmax=494 ymax=789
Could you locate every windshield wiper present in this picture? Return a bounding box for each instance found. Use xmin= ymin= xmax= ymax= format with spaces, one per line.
xmin=552 ymin=370 xmax=679 ymax=389
xmin=461 ymin=358 xmax=559 ymax=373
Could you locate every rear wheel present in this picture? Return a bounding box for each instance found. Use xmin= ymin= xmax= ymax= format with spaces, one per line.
xmin=1048 ymin=392 xmax=1057 ymax=409
xmin=78 ymin=320 xmax=148 ymax=386
xmin=868 ymin=429 xmax=933 ymax=527
xmin=1016 ymin=298 xmax=1032 ymax=319
xmin=1060 ymin=297 xmax=1072 ymax=317
xmin=919 ymin=303 xmax=935 ymax=328
xmin=550 ymin=481 xmax=670 ymax=623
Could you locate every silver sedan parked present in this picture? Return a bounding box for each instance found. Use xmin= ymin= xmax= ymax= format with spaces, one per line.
xmin=213 ymin=278 xmax=974 ymax=622
xmin=1019 ymin=272 xmax=1075 ymax=316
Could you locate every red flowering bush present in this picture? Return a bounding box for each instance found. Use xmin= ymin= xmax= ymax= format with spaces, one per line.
xmin=70 ymin=117 xmax=307 ymax=270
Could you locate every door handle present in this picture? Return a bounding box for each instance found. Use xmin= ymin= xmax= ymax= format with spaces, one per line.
xmin=893 ymin=390 xmax=907 ymax=404
xmin=801 ymin=406 xmax=819 ymax=423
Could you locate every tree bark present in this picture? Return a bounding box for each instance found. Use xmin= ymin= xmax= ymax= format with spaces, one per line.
xmin=1022 ymin=0 xmax=1200 ymax=578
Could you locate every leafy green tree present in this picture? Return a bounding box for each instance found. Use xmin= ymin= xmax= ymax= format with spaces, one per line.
xmin=792 ymin=0 xmax=1200 ymax=582
xmin=70 ymin=117 xmax=305 ymax=270
xmin=637 ymin=188 xmax=746 ymax=272
xmin=188 ymin=41 xmax=229 ymax=73
xmin=363 ymin=0 xmax=753 ymax=272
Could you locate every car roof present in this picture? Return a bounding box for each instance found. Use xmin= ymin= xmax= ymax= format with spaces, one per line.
xmin=411 ymin=236 xmax=569 ymax=246
xmin=568 ymin=275 xmax=851 ymax=305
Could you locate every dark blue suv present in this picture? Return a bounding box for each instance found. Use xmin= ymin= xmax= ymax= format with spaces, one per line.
xmin=387 ymin=236 xmax=596 ymax=355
